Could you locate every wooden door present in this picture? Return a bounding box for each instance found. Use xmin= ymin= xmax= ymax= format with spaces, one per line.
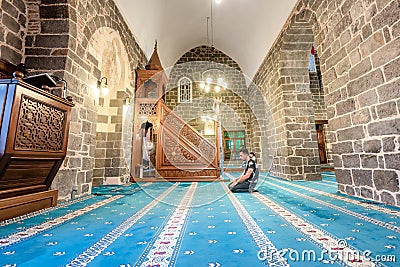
xmin=315 ymin=123 xmax=327 ymax=164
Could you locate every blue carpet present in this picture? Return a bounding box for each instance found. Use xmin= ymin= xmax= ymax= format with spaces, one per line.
xmin=0 ymin=174 xmax=398 ymax=266
xmin=91 ymin=183 xmax=141 ymax=195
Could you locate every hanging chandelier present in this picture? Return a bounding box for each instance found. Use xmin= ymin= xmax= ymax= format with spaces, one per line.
xmin=199 ymin=0 xmax=227 ymax=94
xmin=199 ymin=68 xmax=227 ymax=94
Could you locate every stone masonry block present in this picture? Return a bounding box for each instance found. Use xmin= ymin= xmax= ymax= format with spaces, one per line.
xmin=347 ymin=69 xmax=384 ymax=97
xmin=352 ymin=169 xmax=373 ymax=187
xmin=385 ymin=153 xmax=400 ymax=170
xmin=342 ymin=154 xmax=361 ymax=168
xmin=349 ymin=57 xmax=372 ymax=80
xmin=371 ymin=0 xmax=400 ymax=31
xmin=383 ymin=56 xmax=400 ymax=81
xmin=380 ymin=192 xmax=396 ymax=205
xmin=360 ymin=30 xmax=385 ymax=58
xmin=357 ymin=89 xmax=378 ymax=108
xmin=2 ymin=1 xmax=19 ymax=18
xmin=2 ymin=13 xmax=20 ymax=33
xmin=363 ymin=139 xmax=382 ymax=153
xmin=377 ymin=79 xmax=400 ymax=102
xmin=41 ymin=19 xmax=69 ymax=34
xmin=336 ymin=98 xmax=355 ymax=116
xmin=39 ymin=5 xmax=68 ymax=19
xmin=332 ymin=141 xmax=354 ymax=154
xmin=373 ymin=170 xmax=399 ymax=191
xmin=361 ymin=154 xmax=379 ymax=168
xmin=351 ymin=108 xmax=371 ymax=125
xmin=337 ymin=126 xmax=365 ymax=142
xmin=376 ymin=101 xmax=398 ymax=119
xmin=336 ymin=168 xmax=353 ymax=185
xmin=371 ymin=37 xmax=400 ymax=68
xmin=368 ymin=118 xmax=400 ymax=136
xmin=34 ymin=35 xmax=69 ymax=48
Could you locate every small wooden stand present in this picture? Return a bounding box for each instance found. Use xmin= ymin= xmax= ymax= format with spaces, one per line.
xmin=0 ymin=71 xmax=74 ymax=221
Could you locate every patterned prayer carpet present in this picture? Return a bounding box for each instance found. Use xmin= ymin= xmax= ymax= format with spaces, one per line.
xmin=0 ymin=173 xmax=399 ymax=267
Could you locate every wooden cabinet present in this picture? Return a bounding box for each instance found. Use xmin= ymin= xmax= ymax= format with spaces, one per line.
xmin=0 ymin=75 xmax=74 ymax=221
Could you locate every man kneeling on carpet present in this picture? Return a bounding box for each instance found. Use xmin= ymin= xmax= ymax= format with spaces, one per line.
xmin=229 ymin=148 xmax=257 ymax=192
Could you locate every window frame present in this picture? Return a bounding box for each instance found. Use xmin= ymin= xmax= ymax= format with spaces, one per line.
xmin=178 ymin=77 xmax=192 ymax=103
xmin=308 ymin=43 xmax=317 ymax=72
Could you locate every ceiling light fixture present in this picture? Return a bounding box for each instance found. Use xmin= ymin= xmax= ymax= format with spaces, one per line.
xmin=123 ymin=97 xmax=131 ymax=116
xmin=200 ymin=0 xmax=227 ymax=94
xmin=201 ymin=68 xmax=227 ymax=94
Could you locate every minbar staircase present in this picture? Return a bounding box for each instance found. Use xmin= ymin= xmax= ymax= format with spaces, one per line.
xmin=154 ymin=102 xmax=220 ymax=181
xmin=132 ymin=43 xmax=220 ymax=181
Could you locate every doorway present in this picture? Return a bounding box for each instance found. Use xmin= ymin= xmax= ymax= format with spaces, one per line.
xmin=315 ymin=120 xmax=328 ymax=164
xmin=223 ymin=130 xmax=245 ymax=161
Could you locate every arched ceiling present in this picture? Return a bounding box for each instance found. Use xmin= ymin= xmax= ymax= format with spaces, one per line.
xmin=115 ymin=0 xmax=297 ymax=79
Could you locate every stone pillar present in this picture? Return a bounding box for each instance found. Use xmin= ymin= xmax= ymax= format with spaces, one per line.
xmin=272 ymin=18 xmax=322 ymax=181
xmin=166 ymin=46 xmax=261 ymax=165
xmin=253 ymin=0 xmax=400 ymax=205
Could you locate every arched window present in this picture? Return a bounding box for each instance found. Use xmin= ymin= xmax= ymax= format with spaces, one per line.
xmin=178 ymin=77 xmax=192 ymax=103
xmin=309 ymin=43 xmax=317 ymax=72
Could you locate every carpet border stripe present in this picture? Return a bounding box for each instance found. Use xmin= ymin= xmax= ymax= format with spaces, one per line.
xmin=65 ymin=183 xmax=178 ymax=267
xmin=221 ymin=181 xmax=290 ymax=267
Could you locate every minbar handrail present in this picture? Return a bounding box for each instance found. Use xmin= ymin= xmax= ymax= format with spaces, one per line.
xmin=158 ymin=101 xmax=218 ymax=169
xmin=160 ymin=101 xmax=216 ymax=149
xmin=160 ymin=123 xmax=218 ymax=168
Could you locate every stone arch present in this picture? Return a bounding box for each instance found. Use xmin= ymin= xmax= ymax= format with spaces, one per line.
xmin=270 ymin=12 xmax=329 ymax=180
xmin=66 ymin=0 xmax=147 ymax=82
xmin=255 ymin=0 xmax=400 ymax=205
xmin=167 ymin=45 xmax=268 ymax=167
xmin=21 ymin=0 xmax=146 ymax=200
xmin=78 ymin=16 xmax=145 ymax=75
xmin=85 ymin=27 xmax=134 ymax=186
xmin=278 ymin=3 xmax=345 ymax=183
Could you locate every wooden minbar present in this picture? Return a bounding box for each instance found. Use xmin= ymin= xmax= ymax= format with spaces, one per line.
xmin=0 ymin=69 xmax=74 ymax=221
xmin=131 ymin=43 xmax=220 ymax=182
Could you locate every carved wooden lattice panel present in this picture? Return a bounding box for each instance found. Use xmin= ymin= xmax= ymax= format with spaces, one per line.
xmin=180 ymin=125 xmax=201 ymax=146
xmin=14 ymin=95 xmax=66 ymax=151
xmin=138 ymin=103 xmax=158 ymax=116
xmin=198 ymin=139 xmax=215 ymax=160
xmin=162 ymin=134 xmax=198 ymax=164
xmin=158 ymin=169 xmax=219 ymax=178
xmin=161 ymin=104 xmax=215 ymax=163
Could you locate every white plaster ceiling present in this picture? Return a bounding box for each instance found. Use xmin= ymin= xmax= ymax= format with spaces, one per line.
xmin=115 ymin=0 xmax=297 ymax=79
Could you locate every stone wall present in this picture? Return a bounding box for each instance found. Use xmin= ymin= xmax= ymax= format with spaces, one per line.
xmin=309 ymin=50 xmax=327 ymax=121
xmin=0 ymin=0 xmax=27 ymax=65
xmin=165 ymin=46 xmax=264 ymax=165
xmin=0 ymin=0 xmax=147 ymax=200
xmin=254 ymin=0 xmax=400 ymax=205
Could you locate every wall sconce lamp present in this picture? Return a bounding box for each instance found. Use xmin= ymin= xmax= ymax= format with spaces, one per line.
xmin=97 ymin=77 xmax=109 ymax=96
xmin=123 ymin=97 xmax=131 ymax=116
